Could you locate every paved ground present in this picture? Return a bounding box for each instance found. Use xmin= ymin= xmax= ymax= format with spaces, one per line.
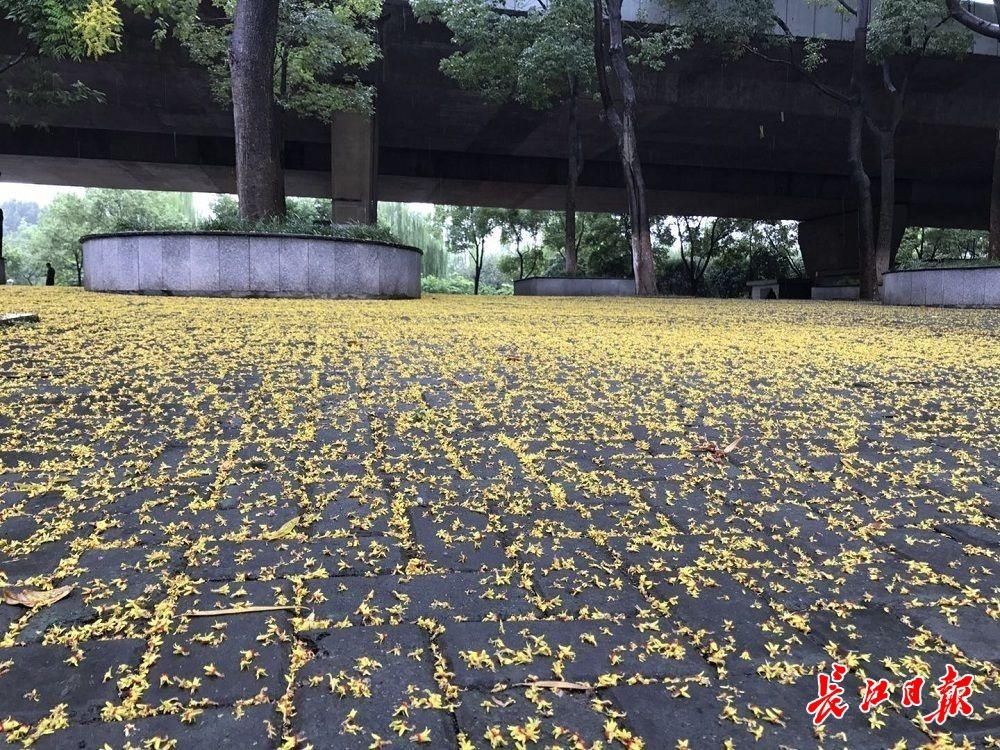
xmin=0 ymin=288 xmax=997 ymax=749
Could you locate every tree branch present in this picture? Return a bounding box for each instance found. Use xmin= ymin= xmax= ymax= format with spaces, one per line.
xmin=0 ymin=48 xmax=32 ymax=77
xmin=834 ymin=0 xmax=858 ymax=16
xmin=946 ymin=0 xmax=1000 ymax=39
xmin=592 ymin=0 xmax=624 ymax=140
xmin=741 ymin=26 xmax=850 ymax=105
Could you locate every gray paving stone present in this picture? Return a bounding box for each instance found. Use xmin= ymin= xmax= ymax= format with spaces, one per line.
xmin=440 ymin=619 xmax=704 ymax=688
xmin=455 ymin=688 xmax=608 ymax=748
xmin=299 ymin=570 xmax=535 ymax=625
xmin=293 ymin=625 xmax=455 ymax=749
xmin=29 ymin=704 xmax=280 ymax=749
xmin=0 ymin=639 xmax=145 ymax=724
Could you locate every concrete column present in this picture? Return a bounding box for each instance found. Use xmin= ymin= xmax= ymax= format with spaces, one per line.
xmin=331 ymin=111 xmax=377 ymax=224
xmin=799 ymin=206 xmax=907 ymax=280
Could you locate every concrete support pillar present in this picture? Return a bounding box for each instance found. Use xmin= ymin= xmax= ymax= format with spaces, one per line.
xmin=799 ymin=206 xmax=907 ymax=280
xmin=331 ymin=111 xmax=377 ymax=225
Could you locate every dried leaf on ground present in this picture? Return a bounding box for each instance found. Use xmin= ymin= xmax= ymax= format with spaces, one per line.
xmin=1 ymin=585 xmax=73 ymax=608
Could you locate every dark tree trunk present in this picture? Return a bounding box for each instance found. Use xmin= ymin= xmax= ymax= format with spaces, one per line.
xmin=0 ymin=207 xmax=6 ymax=285
xmin=230 ymin=0 xmax=285 ymax=221
xmin=874 ymin=127 xmax=897 ymax=288
xmin=565 ymin=76 xmax=582 ymax=276
xmin=848 ymin=2 xmax=877 ymax=300
xmin=869 ymin=60 xmax=908 ymax=296
xmin=593 ymin=0 xmax=656 ymax=295
xmin=849 ymin=100 xmax=877 ymax=300
xmin=992 ymin=123 xmax=1000 ymax=260
xmin=473 ymin=241 xmax=483 ymax=295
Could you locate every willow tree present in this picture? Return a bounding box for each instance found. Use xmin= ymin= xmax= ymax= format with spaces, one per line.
xmin=151 ymin=0 xmax=381 ymax=221
xmin=380 ymin=202 xmax=450 ymax=276
xmin=413 ymin=0 xmax=593 ymax=275
xmin=670 ymin=0 xmax=968 ymax=299
xmin=945 ymin=0 xmax=1000 ymax=260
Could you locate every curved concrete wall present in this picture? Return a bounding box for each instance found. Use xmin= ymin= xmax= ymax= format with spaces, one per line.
xmin=82 ymin=232 xmax=421 ymax=299
xmin=883 ymin=267 xmax=1000 ymax=308
xmin=514 ymin=277 xmax=635 ymax=297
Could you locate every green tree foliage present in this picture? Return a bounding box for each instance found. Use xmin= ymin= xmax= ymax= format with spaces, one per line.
xmin=494 ymin=209 xmax=546 ymax=279
xmin=0 ymin=0 xmax=125 ymax=115
xmin=0 ymin=0 xmax=124 ymax=60
xmin=896 ymin=227 xmax=990 ymax=266
xmin=519 ymin=211 xmax=635 ymax=278
xmin=380 ymin=203 xmax=449 ymax=277
xmin=436 ymin=205 xmax=503 ymax=295
xmin=704 ymin=220 xmax=802 ymax=296
xmin=150 ymin=0 xmax=382 ymax=119
xmin=413 ymin=0 xmax=594 ymax=109
xmin=6 ymin=189 xmax=196 ymax=286
xmin=866 ymin=0 xmax=970 ymax=61
xmin=1 ymin=201 xmax=41 ymax=235
xmin=421 ymin=274 xmax=512 ymax=295
xmin=668 ymin=0 xmax=969 ymax=64
xmin=652 ymin=217 xmax=802 ymax=297
xmin=571 ymin=213 xmax=633 ymax=277
xmin=671 ymin=217 xmax=738 ymax=296
xmin=205 ymin=194 xmax=324 ymax=227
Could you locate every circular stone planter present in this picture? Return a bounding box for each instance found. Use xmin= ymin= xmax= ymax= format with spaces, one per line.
xmin=513 ymin=276 xmax=635 ymax=296
xmin=82 ymin=231 xmax=422 ymax=299
xmin=883 ymin=265 xmax=1000 ymax=308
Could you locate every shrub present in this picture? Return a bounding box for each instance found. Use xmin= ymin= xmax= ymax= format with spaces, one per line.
xmin=422 ymin=275 xmax=512 ymax=295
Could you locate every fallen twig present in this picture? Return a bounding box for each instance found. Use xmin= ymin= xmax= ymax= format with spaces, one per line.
xmin=181 ymin=605 xmax=300 ymax=617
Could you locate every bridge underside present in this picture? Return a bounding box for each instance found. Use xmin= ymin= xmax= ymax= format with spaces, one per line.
xmin=1 ymin=2 xmax=997 ymax=277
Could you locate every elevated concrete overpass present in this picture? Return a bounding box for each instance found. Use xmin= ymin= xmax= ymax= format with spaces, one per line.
xmin=1 ymin=0 xmax=999 ymax=275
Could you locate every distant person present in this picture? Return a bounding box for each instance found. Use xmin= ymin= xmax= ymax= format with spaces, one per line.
xmin=45 ymin=262 xmax=55 ymax=286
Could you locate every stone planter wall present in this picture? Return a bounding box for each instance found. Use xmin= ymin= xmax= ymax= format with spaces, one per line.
xmin=513 ymin=277 xmax=635 ymax=296
xmin=812 ymin=284 xmax=860 ymax=301
xmin=82 ymin=232 xmax=422 ymax=299
xmin=883 ymin=266 xmax=1000 ymax=308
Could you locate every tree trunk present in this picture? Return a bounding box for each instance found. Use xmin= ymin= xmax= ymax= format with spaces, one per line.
xmin=991 ymin=123 xmax=1000 ymax=260
xmin=565 ymin=76 xmax=582 ymax=276
xmin=0 ymin=207 xmax=6 ymax=285
xmin=230 ymin=0 xmax=285 ymax=221
xmin=848 ymin=3 xmax=877 ymax=301
xmin=474 ymin=241 xmax=483 ymax=294
xmin=593 ymin=0 xmax=656 ymax=296
xmin=874 ymin=127 xmax=897 ymax=291
xmin=849 ymin=100 xmax=877 ymax=300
